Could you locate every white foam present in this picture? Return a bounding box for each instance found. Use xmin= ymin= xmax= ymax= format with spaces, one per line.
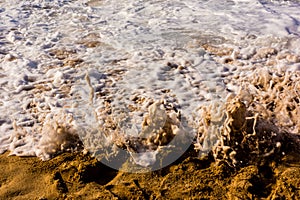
xmin=0 ymin=0 xmax=300 ymax=165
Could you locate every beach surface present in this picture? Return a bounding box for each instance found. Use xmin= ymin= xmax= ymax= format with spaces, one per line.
xmin=1 ymin=149 xmax=300 ymax=199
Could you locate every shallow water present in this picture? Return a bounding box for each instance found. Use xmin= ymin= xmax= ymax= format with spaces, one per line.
xmin=0 ymin=0 xmax=300 ymax=169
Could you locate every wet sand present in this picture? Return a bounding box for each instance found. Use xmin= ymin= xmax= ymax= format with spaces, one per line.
xmin=1 ymin=146 xmax=300 ymax=199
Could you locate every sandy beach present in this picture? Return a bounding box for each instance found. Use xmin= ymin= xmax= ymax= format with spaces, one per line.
xmin=1 ymin=144 xmax=300 ymax=200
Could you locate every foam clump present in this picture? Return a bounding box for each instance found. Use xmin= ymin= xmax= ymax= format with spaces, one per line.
xmin=114 ymin=100 xmax=183 ymax=151
xmin=36 ymin=111 xmax=82 ymax=160
xmin=241 ymin=68 xmax=300 ymax=133
xmin=112 ymin=100 xmax=186 ymax=167
xmin=195 ymin=68 xmax=300 ymax=166
xmin=9 ymin=110 xmax=82 ymax=161
xmin=194 ymin=101 xmax=226 ymax=156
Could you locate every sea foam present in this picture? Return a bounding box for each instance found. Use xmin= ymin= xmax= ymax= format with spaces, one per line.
xmin=0 ymin=0 xmax=300 ymax=168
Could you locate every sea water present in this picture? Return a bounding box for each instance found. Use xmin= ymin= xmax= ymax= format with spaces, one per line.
xmin=0 ymin=0 xmax=300 ymax=169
